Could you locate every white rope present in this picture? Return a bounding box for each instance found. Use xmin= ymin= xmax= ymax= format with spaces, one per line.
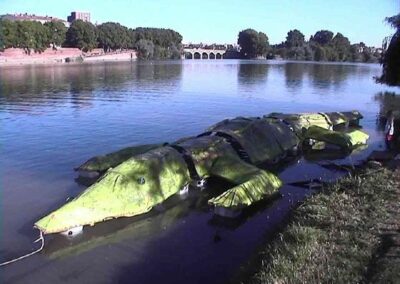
xmin=0 ymin=230 xmax=44 ymax=267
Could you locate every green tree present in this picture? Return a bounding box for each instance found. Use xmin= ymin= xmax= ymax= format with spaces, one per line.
xmin=287 ymin=46 xmax=305 ymax=60
xmin=272 ymin=45 xmax=287 ymax=59
xmin=153 ymin=45 xmax=166 ymax=59
xmin=238 ymin=29 xmax=259 ymax=58
xmin=324 ymin=46 xmax=339 ymax=61
xmin=15 ymin=21 xmax=49 ymax=53
xmin=379 ymin=13 xmax=400 ymax=86
xmin=136 ymin=39 xmax=154 ymax=59
xmin=311 ymin=30 xmax=334 ymax=45
xmin=304 ymin=45 xmax=314 ymax=61
xmin=97 ymin=22 xmax=131 ymax=51
xmin=362 ymin=49 xmax=372 ymax=62
xmin=256 ymin=31 xmax=269 ymax=57
xmin=332 ymin=32 xmax=351 ymax=61
xmin=44 ymin=21 xmax=67 ymax=47
xmin=169 ymin=45 xmax=181 ymax=59
xmin=238 ymin=28 xmax=269 ymax=58
xmin=386 ymin=14 xmax=400 ymax=28
xmin=131 ymin=27 xmax=182 ymax=59
xmin=314 ymin=45 xmax=327 ymax=61
xmin=0 ymin=20 xmax=18 ymax=48
xmin=350 ymin=43 xmax=363 ymax=62
xmin=133 ymin=27 xmax=182 ymax=48
xmin=285 ymin=29 xmax=305 ymax=48
xmin=128 ymin=28 xmax=136 ymax=49
xmin=65 ymin=20 xmax=97 ymax=52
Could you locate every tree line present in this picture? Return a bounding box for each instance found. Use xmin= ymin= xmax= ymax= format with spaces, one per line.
xmin=0 ymin=20 xmax=67 ymax=54
xmin=0 ymin=19 xmax=183 ymax=59
xmin=0 ymin=18 xmax=391 ymax=65
xmin=236 ymin=28 xmax=381 ymax=63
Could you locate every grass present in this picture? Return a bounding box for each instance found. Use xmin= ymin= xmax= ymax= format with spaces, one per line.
xmin=246 ymin=168 xmax=400 ymax=283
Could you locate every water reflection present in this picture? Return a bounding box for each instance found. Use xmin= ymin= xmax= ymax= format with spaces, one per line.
xmin=44 ymin=200 xmax=191 ymax=259
xmin=0 ymin=62 xmax=183 ymax=95
xmin=307 ymin=63 xmax=352 ymax=90
xmin=0 ymin=62 xmax=183 ymax=111
xmin=374 ymin=91 xmax=400 ymax=115
xmin=284 ymin=63 xmax=304 ymax=89
xmin=374 ymin=91 xmax=400 ymax=131
xmin=135 ymin=61 xmax=183 ymax=82
xmin=0 ymin=62 xmax=382 ymax=113
xmin=237 ymin=62 xmax=269 ymax=85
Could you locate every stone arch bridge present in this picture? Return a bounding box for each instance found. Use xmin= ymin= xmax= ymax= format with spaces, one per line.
xmin=183 ymin=48 xmax=226 ymax=59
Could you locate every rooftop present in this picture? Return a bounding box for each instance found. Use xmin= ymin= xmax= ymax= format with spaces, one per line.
xmin=1 ymin=13 xmax=67 ymax=23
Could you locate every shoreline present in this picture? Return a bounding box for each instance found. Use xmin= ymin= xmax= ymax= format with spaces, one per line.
xmin=0 ymin=47 xmax=380 ymax=67
xmin=237 ymin=161 xmax=400 ymax=283
xmin=0 ymin=58 xmax=380 ymax=68
xmin=0 ymin=48 xmax=137 ymax=67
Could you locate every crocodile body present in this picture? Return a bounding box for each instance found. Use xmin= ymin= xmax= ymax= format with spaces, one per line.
xmin=35 ymin=111 xmax=367 ymax=234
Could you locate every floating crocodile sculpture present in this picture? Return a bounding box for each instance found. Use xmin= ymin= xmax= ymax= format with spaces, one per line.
xmin=35 ymin=111 xmax=369 ymax=235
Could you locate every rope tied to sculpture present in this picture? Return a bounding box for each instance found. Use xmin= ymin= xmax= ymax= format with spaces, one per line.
xmin=0 ymin=229 xmax=44 ymax=267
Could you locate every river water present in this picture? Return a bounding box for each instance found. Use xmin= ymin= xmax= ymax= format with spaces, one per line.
xmin=1 ymin=60 xmax=399 ymax=283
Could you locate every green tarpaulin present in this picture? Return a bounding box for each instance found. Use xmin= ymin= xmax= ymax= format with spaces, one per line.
xmin=208 ymin=117 xmax=299 ymax=164
xmin=304 ymin=126 xmax=369 ymax=150
xmin=76 ymin=143 xmax=164 ymax=173
xmin=208 ymin=170 xmax=282 ymax=208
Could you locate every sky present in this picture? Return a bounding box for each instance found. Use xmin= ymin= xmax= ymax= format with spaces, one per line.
xmin=0 ymin=0 xmax=398 ymax=47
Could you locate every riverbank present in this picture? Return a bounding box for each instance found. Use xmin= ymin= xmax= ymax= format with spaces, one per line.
xmin=0 ymin=48 xmax=137 ymax=66
xmin=241 ymin=166 xmax=400 ymax=283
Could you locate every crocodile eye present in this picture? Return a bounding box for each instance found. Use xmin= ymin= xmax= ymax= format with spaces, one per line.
xmin=137 ymin=177 xmax=145 ymax=185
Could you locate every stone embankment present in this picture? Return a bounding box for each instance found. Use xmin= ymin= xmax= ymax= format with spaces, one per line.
xmin=0 ymin=48 xmax=137 ymax=66
xmin=83 ymin=49 xmax=137 ymax=62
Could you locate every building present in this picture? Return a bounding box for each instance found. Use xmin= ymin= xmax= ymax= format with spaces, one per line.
xmin=1 ymin=13 xmax=69 ymax=27
xmin=67 ymin=11 xmax=91 ymax=23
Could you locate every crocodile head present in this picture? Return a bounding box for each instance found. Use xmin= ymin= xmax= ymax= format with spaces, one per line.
xmin=35 ymin=147 xmax=190 ymax=234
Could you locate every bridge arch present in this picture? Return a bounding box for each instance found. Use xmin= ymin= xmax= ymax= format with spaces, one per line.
xmin=183 ymin=48 xmax=227 ymax=60
xmin=193 ymin=52 xmax=201 ymax=59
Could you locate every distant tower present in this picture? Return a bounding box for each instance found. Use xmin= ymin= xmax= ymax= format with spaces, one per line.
xmin=67 ymin=11 xmax=91 ymax=23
